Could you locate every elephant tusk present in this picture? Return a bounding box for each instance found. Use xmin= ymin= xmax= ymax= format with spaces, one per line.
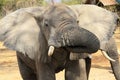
xmin=118 ymin=50 xmax=120 ymax=55
xmin=48 ymin=46 xmax=55 ymax=56
xmin=101 ymin=50 xmax=115 ymax=62
xmin=88 ymin=54 xmax=92 ymax=59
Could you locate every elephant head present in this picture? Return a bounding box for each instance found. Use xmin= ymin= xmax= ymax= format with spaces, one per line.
xmin=37 ymin=4 xmax=100 ymax=54
xmin=0 ymin=4 xmax=100 ymax=61
xmin=0 ymin=4 xmax=117 ymax=62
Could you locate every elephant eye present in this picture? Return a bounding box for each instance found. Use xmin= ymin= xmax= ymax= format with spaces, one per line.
xmin=44 ymin=20 xmax=49 ymax=27
xmin=45 ymin=23 xmax=49 ymax=27
xmin=77 ymin=20 xmax=79 ymax=24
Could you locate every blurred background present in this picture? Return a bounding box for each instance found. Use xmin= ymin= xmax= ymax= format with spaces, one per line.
xmin=0 ymin=0 xmax=119 ymax=17
xmin=0 ymin=0 xmax=86 ymax=18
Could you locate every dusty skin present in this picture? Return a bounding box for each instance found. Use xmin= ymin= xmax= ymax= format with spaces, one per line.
xmin=0 ymin=31 xmax=120 ymax=80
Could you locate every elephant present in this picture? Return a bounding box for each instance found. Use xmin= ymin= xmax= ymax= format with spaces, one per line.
xmin=69 ymin=4 xmax=120 ymax=80
xmin=0 ymin=4 xmax=118 ymax=80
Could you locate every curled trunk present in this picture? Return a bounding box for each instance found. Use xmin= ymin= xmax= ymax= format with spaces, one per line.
xmin=66 ymin=27 xmax=100 ymax=53
xmin=48 ymin=25 xmax=100 ymax=54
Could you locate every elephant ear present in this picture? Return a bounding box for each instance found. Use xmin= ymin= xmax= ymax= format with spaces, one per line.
xmin=70 ymin=5 xmax=118 ymax=50
xmin=0 ymin=7 xmax=44 ymax=59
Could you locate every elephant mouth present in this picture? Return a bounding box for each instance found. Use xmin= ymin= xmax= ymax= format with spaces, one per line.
xmin=48 ymin=46 xmax=115 ymax=62
xmin=48 ymin=26 xmax=100 ymax=56
xmin=66 ymin=46 xmax=87 ymax=52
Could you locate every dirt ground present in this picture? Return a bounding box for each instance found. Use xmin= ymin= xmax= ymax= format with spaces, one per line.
xmin=0 ymin=33 xmax=120 ymax=80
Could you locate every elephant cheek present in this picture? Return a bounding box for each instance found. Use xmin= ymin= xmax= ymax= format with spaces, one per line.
xmin=48 ymin=27 xmax=63 ymax=47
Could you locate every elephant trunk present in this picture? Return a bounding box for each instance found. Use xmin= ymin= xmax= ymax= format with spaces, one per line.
xmin=66 ymin=27 xmax=100 ymax=53
xmin=48 ymin=25 xmax=100 ymax=55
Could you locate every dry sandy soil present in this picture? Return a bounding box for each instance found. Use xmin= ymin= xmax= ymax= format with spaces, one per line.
xmin=0 ymin=32 xmax=120 ymax=80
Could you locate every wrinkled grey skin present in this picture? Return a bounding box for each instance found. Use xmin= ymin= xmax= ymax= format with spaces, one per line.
xmin=70 ymin=5 xmax=120 ymax=80
xmin=0 ymin=4 xmax=117 ymax=80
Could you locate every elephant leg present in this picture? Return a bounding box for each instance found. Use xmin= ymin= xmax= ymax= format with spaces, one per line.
xmin=36 ymin=61 xmax=55 ymax=80
xmin=105 ymin=38 xmax=120 ymax=80
xmin=16 ymin=53 xmax=37 ymax=80
xmin=65 ymin=59 xmax=87 ymax=80
xmin=85 ymin=57 xmax=91 ymax=79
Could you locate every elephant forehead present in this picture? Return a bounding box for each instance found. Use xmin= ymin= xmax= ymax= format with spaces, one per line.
xmin=43 ymin=4 xmax=76 ymax=19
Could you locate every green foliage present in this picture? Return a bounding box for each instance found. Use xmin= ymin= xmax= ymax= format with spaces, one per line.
xmin=0 ymin=0 xmax=5 ymax=9
xmin=0 ymin=0 xmax=16 ymax=5
xmin=62 ymin=0 xmax=83 ymax=5
xmin=0 ymin=0 xmax=83 ymax=18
